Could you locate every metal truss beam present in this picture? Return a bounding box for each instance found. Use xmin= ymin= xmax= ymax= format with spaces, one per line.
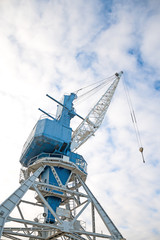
xmin=0 ymin=166 xmax=45 ymax=238
xmin=77 ymin=175 xmax=125 ymax=240
xmin=71 ymin=72 xmax=123 ymax=151
xmin=0 ymin=165 xmax=125 ymax=240
xmin=3 ymin=229 xmax=45 ymax=239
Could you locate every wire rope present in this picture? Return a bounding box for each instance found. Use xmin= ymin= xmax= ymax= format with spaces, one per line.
xmin=74 ymin=80 xmax=112 ymax=106
xmin=122 ymin=74 xmax=145 ymax=163
xmin=74 ymin=75 xmax=116 ymax=106
xmin=74 ymin=74 xmax=116 ymax=95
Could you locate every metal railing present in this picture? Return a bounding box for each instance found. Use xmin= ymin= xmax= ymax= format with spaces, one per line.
xmin=21 ymin=123 xmax=37 ymax=156
xmin=76 ymin=158 xmax=87 ymax=173
xmin=28 ymin=152 xmax=87 ymax=173
xmin=28 ymin=152 xmax=63 ymax=166
xmin=20 ymin=115 xmax=56 ymax=159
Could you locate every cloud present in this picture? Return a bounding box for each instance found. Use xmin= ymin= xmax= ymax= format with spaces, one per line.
xmin=0 ymin=0 xmax=160 ymax=239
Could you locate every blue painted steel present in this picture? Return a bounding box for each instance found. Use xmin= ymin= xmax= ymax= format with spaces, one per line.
xmin=45 ymin=196 xmax=61 ymax=223
xmin=40 ymin=166 xmax=71 ymax=223
xmin=20 ymin=93 xmax=87 ymax=223
xmin=20 ymin=93 xmax=77 ymax=167
xmin=40 ymin=166 xmax=71 ymax=192
xmin=46 ymin=94 xmax=85 ymax=121
xmin=69 ymin=152 xmax=87 ymax=173
xmin=59 ymin=93 xmax=77 ymax=126
xmin=20 ymin=118 xmax=72 ymax=166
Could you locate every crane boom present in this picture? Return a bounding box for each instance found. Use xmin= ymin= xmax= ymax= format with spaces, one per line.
xmin=71 ymin=71 xmax=123 ymax=152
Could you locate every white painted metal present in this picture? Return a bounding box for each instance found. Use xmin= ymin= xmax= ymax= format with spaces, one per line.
xmin=71 ymin=72 xmax=123 ymax=151
xmin=0 ymin=166 xmax=45 ymax=238
xmin=0 ymin=162 xmax=125 ymax=239
xmin=91 ymin=202 xmax=96 ymax=240
xmin=56 ymin=207 xmax=70 ymax=218
xmin=51 ymin=166 xmax=63 ymax=187
xmin=77 ymin=175 xmax=125 ymax=240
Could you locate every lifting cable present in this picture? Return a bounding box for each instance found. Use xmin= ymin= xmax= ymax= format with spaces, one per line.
xmin=74 ymin=74 xmax=115 ymax=94
xmin=122 ymin=74 xmax=145 ymax=163
xmin=74 ymin=74 xmax=116 ymax=106
xmin=74 ymin=80 xmax=112 ymax=106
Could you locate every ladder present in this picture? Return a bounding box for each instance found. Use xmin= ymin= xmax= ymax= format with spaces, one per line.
xmin=51 ymin=166 xmax=63 ymax=187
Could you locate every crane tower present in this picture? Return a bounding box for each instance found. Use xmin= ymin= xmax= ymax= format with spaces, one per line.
xmin=0 ymin=72 xmax=126 ymax=240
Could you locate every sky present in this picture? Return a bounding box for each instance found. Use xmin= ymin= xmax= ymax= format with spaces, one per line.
xmin=0 ymin=0 xmax=160 ymax=239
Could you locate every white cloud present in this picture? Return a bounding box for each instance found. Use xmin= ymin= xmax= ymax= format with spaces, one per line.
xmin=0 ymin=0 xmax=160 ymax=239
xmin=141 ymin=14 xmax=160 ymax=69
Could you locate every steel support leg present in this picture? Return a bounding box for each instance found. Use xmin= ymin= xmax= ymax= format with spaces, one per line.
xmin=77 ymin=175 xmax=125 ymax=240
xmin=0 ymin=166 xmax=45 ymax=238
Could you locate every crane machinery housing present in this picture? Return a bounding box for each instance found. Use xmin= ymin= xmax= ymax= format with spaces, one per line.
xmin=0 ymin=71 xmax=126 ymax=240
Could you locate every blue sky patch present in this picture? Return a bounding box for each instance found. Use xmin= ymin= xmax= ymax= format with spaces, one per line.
xmin=152 ymin=228 xmax=159 ymax=235
xmin=154 ymin=80 xmax=160 ymax=91
xmin=111 ymin=167 xmax=120 ymax=172
xmin=76 ymin=51 xmax=97 ymax=69
xmin=155 ymin=189 xmax=160 ymax=195
xmin=150 ymin=207 xmax=157 ymax=213
xmin=99 ymin=0 xmax=113 ymax=13
xmin=128 ymin=48 xmax=144 ymax=66
xmin=98 ymin=0 xmax=115 ymax=31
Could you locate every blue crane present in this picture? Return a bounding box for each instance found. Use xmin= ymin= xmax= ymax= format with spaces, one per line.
xmin=0 ymin=71 xmax=125 ymax=240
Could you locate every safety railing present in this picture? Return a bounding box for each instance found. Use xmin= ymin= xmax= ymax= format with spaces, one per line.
xmin=28 ymin=152 xmax=63 ymax=166
xmin=76 ymin=157 xmax=87 ymax=173
xmin=39 ymin=114 xmax=56 ymax=120
xmin=21 ymin=123 xmax=37 ymax=155
xmin=28 ymin=152 xmax=87 ymax=173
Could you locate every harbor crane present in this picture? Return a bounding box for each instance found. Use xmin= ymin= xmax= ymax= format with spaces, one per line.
xmin=0 ymin=71 xmax=126 ymax=240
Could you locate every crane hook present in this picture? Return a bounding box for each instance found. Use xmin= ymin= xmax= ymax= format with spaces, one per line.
xmin=139 ymin=147 xmax=145 ymax=163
